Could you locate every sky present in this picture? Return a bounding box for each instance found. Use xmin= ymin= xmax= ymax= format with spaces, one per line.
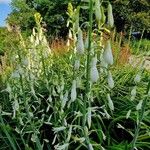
xmin=0 ymin=0 xmax=12 ymax=27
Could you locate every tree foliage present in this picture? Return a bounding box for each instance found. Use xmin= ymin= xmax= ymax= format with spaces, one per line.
xmin=7 ymin=0 xmax=150 ymax=38
xmin=110 ymin=0 xmax=150 ymax=33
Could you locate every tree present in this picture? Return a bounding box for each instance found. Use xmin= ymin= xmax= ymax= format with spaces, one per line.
xmin=7 ymin=0 xmax=150 ymax=38
xmin=7 ymin=0 xmax=71 ymax=38
xmin=110 ymin=0 xmax=150 ymax=35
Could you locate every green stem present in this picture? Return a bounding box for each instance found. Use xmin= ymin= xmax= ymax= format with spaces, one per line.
xmin=83 ymin=0 xmax=93 ymax=128
xmin=136 ymin=28 xmax=145 ymax=54
xmin=130 ymin=80 xmax=150 ymax=150
xmin=86 ymin=0 xmax=93 ymax=93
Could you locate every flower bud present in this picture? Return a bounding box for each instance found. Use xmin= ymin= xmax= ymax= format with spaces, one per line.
xmin=107 ymin=3 xmax=114 ymax=28
xmin=87 ymin=107 xmax=92 ymax=129
xmin=103 ymin=40 xmax=113 ymax=65
xmin=107 ymin=94 xmax=114 ymax=111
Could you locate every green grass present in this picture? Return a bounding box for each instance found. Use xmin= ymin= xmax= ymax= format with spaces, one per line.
xmin=130 ymin=39 xmax=150 ymax=55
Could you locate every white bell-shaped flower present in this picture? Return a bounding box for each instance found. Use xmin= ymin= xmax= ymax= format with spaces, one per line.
xmin=76 ymin=28 xmax=84 ymax=54
xmin=107 ymin=71 xmax=114 ymax=89
xmin=90 ymin=57 xmax=99 ymax=83
xmin=103 ymin=40 xmax=113 ymax=65
xmin=71 ymin=80 xmax=77 ymax=102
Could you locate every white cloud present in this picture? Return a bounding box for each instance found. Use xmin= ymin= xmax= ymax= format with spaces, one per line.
xmin=0 ymin=0 xmax=11 ymax=4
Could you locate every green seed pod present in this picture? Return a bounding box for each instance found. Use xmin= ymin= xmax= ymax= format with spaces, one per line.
xmin=107 ymin=3 xmax=114 ymax=28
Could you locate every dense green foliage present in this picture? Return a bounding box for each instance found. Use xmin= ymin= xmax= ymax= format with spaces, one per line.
xmin=7 ymin=0 xmax=150 ymax=38
xmin=0 ymin=0 xmax=150 ymax=150
xmin=110 ymin=0 xmax=150 ymax=33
